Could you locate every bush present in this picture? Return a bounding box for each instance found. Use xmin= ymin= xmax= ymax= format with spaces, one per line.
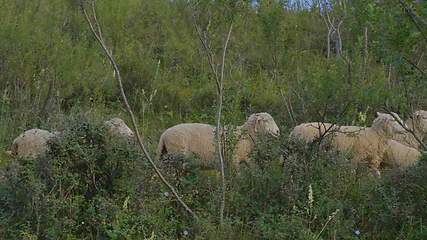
xmin=1 ymin=113 xmax=426 ymax=239
xmin=0 ymin=112 xmax=147 ymax=239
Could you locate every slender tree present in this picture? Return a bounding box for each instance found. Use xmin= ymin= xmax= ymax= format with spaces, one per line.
xmin=193 ymin=6 xmax=233 ymax=226
xmin=79 ymin=0 xmax=198 ymax=220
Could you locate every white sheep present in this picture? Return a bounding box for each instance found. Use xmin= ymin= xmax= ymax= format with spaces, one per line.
xmin=230 ymin=112 xmax=280 ymax=166
xmin=326 ymin=111 xmax=425 ymax=170
xmin=289 ymin=111 xmax=425 ymax=171
xmin=338 ymin=114 xmax=423 ymax=169
xmin=289 ymin=122 xmax=366 ymax=143
xmin=392 ymin=110 xmax=427 ymax=149
xmin=326 ymin=112 xmax=408 ymax=173
xmin=156 ymin=112 xmax=280 ymax=167
xmin=377 ymin=110 xmax=427 ymax=169
xmin=342 ymin=112 xmax=425 ymax=169
xmin=6 ymin=129 xmax=57 ymax=158
xmin=104 ymin=117 xmax=135 ymax=139
xmin=289 ymin=122 xmax=333 ymax=143
xmin=156 ymin=123 xmax=216 ymax=161
xmin=382 ymin=139 xmax=421 ymax=168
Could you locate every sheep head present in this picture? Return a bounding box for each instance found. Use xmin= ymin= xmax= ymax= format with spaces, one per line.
xmin=412 ymin=110 xmax=427 ymax=134
xmin=104 ymin=118 xmax=135 ymax=137
xmin=372 ymin=112 xmax=407 ymax=136
xmin=246 ymin=112 xmax=280 ymax=138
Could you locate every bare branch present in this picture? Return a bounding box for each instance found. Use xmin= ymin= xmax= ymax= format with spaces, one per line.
xmin=403 ymin=1 xmax=427 ymax=25
xmin=192 ymin=14 xmax=221 ymax=92
xmin=90 ymin=1 xmax=103 ymax=43
xmin=401 ymin=55 xmax=427 ymax=78
xmin=399 ymin=1 xmax=427 ymax=42
xmin=279 ymin=89 xmax=297 ymax=126
xmin=220 ymin=24 xmax=233 ymax=89
xmin=336 ymin=20 xmax=343 ymax=56
xmin=193 ymin=6 xmax=233 ymax=226
xmin=217 ymin=22 xmax=233 ymax=226
xmin=80 ymin=0 xmax=198 ymax=220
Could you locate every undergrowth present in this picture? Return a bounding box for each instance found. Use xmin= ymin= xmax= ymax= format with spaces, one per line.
xmin=0 ymin=112 xmax=426 ymax=239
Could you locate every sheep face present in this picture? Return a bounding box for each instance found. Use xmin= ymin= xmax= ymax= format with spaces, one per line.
xmin=373 ymin=112 xmax=407 ymax=135
xmin=104 ymin=118 xmax=135 ymax=137
xmin=413 ymin=110 xmax=427 ymax=133
xmin=249 ymin=112 xmax=280 ymax=137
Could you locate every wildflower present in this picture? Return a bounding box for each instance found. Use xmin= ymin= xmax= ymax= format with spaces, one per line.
xmin=354 ymin=230 xmax=361 ymax=235
xmin=183 ymin=230 xmax=189 ymax=236
xmin=308 ymin=184 xmax=314 ymax=208
xmin=163 ymin=192 xmax=169 ymax=197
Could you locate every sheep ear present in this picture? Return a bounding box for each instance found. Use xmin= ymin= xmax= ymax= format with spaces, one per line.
xmin=254 ymin=116 xmax=262 ymax=132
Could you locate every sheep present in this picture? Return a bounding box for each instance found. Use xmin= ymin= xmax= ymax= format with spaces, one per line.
xmin=156 ymin=123 xmax=216 ymax=162
xmin=312 ymin=111 xmax=425 ymax=170
xmin=289 ymin=112 xmax=406 ymax=144
xmin=325 ymin=112 xmax=408 ymax=173
xmin=104 ymin=117 xmax=135 ymax=139
xmin=289 ymin=122 xmax=336 ymax=143
xmin=289 ymin=111 xmax=425 ymax=171
xmin=392 ymin=110 xmax=427 ymax=149
xmin=6 ymin=129 xmax=57 ymax=158
xmin=230 ymin=112 xmax=280 ymax=166
xmin=382 ymin=139 xmax=421 ymax=168
xmin=340 ymin=112 xmax=426 ymax=169
xmin=378 ymin=110 xmax=427 ymax=169
xmin=156 ymin=112 xmax=280 ymax=168
xmin=289 ymin=122 xmax=367 ymax=144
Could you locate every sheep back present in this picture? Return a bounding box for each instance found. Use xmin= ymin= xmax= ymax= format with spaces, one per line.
xmin=383 ymin=139 xmax=421 ymax=168
xmin=156 ymin=123 xmax=216 ymax=160
xmin=330 ymin=128 xmax=386 ymax=170
xmin=9 ymin=129 xmax=56 ymax=158
xmin=289 ymin=122 xmax=335 ymax=142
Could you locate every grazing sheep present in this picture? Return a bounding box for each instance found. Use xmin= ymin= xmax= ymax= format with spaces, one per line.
xmin=331 ymin=111 xmax=424 ymax=170
xmin=382 ymin=139 xmax=421 ymax=168
xmin=156 ymin=112 xmax=280 ymax=167
xmin=230 ymin=112 xmax=280 ymax=166
xmin=379 ymin=110 xmax=427 ymax=169
xmin=392 ymin=110 xmax=427 ymax=149
xmin=7 ymin=129 xmax=57 ymax=158
xmin=289 ymin=122 xmax=337 ymax=143
xmin=104 ymin=117 xmax=135 ymax=139
xmin=289 ymin=112 xmax=406 ymax=144
xmin=289 ymin=112 xmax=425 ymax=171
xmin=344 ymin=112 xmax=425 ymax=169
xmin=326 ymin=112 xmax=408 ymax=173
xmin=156 ymin=123 xmax=216 ymax=161
xmin=289 ymin=122 xmax=367 ymax=144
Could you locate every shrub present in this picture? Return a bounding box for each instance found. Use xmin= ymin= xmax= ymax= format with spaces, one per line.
xmin=0 ymin=112 xmax=145 ymax=239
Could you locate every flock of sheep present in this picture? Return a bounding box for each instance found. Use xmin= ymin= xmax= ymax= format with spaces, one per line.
xmin=5 ymin=110 xmax=427 ymax=175
xmin=291 ymin=111 xmax=427 ymax=174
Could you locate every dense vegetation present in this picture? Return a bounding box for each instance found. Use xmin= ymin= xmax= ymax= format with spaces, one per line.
xmin=0 ymin=0 xmax=426 ymax=239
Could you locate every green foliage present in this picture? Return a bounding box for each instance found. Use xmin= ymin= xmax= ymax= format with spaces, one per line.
xmin=0 ymin=112 xmax=150 ymax=239
xmin=0 ymin=0 xmax=426 ymax=238
xmin=1 ymin=111 xmax=427 ymax=239
xmin=1 ymin=0 xmax=425 ymax=127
